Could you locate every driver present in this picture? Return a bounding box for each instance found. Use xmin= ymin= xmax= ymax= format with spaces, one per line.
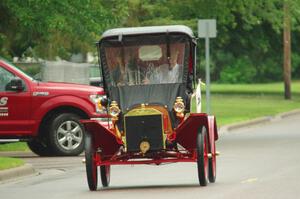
xmin=143 ymin=50 xmax=180 ymax=84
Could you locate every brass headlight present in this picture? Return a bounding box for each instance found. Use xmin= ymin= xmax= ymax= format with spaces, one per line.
xmin=109 ymin=101 xmax=120 ymax=118
xmin=173 ymin=97 xmax=185 ymax=113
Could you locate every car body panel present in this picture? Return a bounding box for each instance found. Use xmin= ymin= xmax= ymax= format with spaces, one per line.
xmin=0 ymin=59 xmax=104 ymax=138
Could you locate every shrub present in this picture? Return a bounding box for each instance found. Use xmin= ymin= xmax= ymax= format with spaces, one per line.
xmin=292 ymin=53 xmax=300 ymax=79
xmin=220 ymin=56 xmax=256 ymax=83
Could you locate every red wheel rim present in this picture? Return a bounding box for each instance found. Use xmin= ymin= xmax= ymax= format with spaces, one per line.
xmin=204 ymin=134 xmax=209 ymax=178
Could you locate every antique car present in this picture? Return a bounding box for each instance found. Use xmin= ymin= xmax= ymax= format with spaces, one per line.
xmin=81 ymin=25 xmax=219 ymax=190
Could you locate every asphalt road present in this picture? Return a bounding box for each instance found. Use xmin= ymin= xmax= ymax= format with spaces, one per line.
xmin=1 ymin=114 xmax=300 ymax=199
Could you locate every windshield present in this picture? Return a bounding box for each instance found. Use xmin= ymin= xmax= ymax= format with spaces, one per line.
xmin=99 ymin=34 xmax=192 ymax=112
xmin=1 ymin=59 xmax=34 ymax=81
xmin=102 ymin=38 xmax=189 ymax=86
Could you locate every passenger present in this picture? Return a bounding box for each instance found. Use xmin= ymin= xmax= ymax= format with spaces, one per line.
xmin=161 ymin=50 xmax=180 ymax=83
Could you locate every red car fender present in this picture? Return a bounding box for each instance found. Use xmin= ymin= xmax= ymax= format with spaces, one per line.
xmin=30 ymin=96 xmax=97 ymax=135
xmin=33 ymin=95 xmax=96 ymax=119
xmin=81 ymin=120 xmax=122 ymax=159
xmin=175 ymin=113 xmax=218 ymax=151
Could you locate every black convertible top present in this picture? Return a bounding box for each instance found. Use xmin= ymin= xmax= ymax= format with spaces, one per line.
xmin=98 ymin=25 xmax=195 ymax=113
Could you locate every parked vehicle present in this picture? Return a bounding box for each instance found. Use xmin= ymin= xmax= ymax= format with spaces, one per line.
xmin=81 ymin=25 xmax=219 ymax=190
xmin=0 ymin=59 xmax=105 ymax=156
xmin=89 ymin=65 xmax=103 ymax=87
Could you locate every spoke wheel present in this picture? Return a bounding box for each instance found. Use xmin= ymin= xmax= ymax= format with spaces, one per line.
xmin=197 ymin=126 xmax=209 ymax=186
xmin=100 ymin=165 xmax=111 ymax=187
xmin=85 ymin=133 xmax=98 ymax=191
xmin=208 ymin=137 xmax=217 ymax=183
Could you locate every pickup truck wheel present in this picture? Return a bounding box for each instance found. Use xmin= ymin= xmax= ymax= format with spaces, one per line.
xmin=27 ymin=139 xmax=53 ymax=156
xmin=48 ymin=113 xmax=85 ymax=156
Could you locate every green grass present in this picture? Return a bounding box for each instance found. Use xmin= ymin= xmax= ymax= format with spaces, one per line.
xmin=204 ymin=94 xmax=300 ymax=125
xmin=200 ymin=81 xmax=300 ymax=126
xmin=0 ymin=157 xmax=24 ymax=170
xmin=0 ymin=142 xmax=29 ymax=152
xmin=207 ymin=81 xmax=300 ymax=95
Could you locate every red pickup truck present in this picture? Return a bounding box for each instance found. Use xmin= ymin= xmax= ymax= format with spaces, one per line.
xmin=0 ymin=59 xmax=105 ymax=156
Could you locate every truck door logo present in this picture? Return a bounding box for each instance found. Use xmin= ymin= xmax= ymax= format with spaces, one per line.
xmin=0 ymin=97 xmax=8 ymax=106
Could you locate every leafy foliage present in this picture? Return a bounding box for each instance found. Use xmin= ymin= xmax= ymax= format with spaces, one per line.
xmin=1 ymin=0 xmax=300 ymax=82
xmin=0 ymin=0 xmax=127 ymax=59
xmin=220 ymin=56 xmax=256 ymax=83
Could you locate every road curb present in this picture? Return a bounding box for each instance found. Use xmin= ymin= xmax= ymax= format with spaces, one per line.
xmin=0 ymin=164 xmax=36 ymax=182
xmin=219 ymin=117 xmax=272 ymax=134
xmin=219 ymin=109 xmax=300 ymax=134
xmin=276 ymin=109 xmax=300 ymax=119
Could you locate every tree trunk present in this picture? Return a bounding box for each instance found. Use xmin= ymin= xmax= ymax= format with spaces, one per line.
xmin=283 ymin=1 xmax=291 ymax=100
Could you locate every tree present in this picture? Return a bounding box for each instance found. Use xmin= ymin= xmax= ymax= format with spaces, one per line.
xmin=1 ymin=0 xmax=300 ymax=84
xmin=0 ymin=0 xmax=128 ymax=60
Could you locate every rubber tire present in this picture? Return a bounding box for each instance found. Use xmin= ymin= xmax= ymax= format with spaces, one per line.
xmin=100 ymin=165 xmax=110 ymax=187
xmin=48 ymin=113 xmax=85 ymax=156
xmin=197 ymin=126 xmax=209 ymax=186
xmin=85 ymin=133 xmax=98 ymax=191
xmin=208 ymin=139 xmax=217 ymax=183
xmin=27 ymin=139 xmax=53 ymax=156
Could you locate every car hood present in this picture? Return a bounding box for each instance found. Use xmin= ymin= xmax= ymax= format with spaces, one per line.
xmin=35 ymin=81 xmax=104 ymax=94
